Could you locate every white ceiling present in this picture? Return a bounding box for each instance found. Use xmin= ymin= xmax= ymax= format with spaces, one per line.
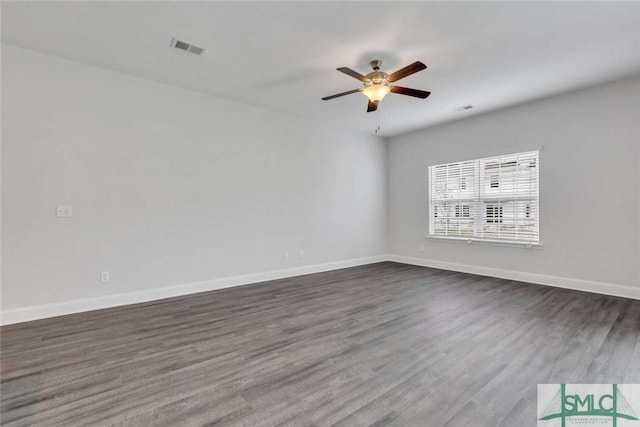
xmin=2 ymin=1 xmax=639 ymax=136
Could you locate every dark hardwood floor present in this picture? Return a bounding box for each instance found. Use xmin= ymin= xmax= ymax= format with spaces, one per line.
xmin=1 ymin=262 xmax=639 ymax=426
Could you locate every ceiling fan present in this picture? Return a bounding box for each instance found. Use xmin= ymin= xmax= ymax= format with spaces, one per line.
xmin=322 ymin=60 xmax=430 ymax=112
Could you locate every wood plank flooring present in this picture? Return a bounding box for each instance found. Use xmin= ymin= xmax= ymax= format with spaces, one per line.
xmin=1 ymin=262 xmax=639 ymax=426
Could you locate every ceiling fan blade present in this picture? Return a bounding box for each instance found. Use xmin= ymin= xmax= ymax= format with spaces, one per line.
xmin=367 ymin=100 xmax=378 ymax=112
xmin=321 ymin=88 xmax=362 ymax=101
xmin=390 ymin=86 xmax=431 ymax=99
xmin=337 ymin=67 xmax=369 ymax=82
xmin=387 ymin=61 xmax=427 ymax=83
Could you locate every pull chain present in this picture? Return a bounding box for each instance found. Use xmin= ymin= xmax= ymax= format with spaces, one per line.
xmin=374 ymin=106 xmax=381 ymax=134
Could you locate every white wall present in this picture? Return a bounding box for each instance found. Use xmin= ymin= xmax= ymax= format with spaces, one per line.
xmin=1 ymin=45 xmax=387 ymax=313
xmin=388 ymin=76 xmax=640 ymax=289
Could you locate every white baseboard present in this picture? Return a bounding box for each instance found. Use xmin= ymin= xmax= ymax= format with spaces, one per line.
xmin=387 ymin=254 xmax=640 ymax=300
xmin=0 ymin=255 xmax=387 ymax=325
xmin=3 ymin=254 xmax=638 ymax=325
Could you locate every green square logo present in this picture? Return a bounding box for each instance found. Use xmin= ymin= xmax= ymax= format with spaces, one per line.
xmin=538 ymin=384 xmax=640 ymax=426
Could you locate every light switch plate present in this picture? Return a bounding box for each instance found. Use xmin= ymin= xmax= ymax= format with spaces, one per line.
xmin=100 ymin=271 xmax=110 ymax=283
xmin=56 ymin=205 xmax=73 ymax=218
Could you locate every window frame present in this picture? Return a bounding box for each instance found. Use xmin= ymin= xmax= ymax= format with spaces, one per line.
xmin=426 ymin=149 xmax=542 ymax=248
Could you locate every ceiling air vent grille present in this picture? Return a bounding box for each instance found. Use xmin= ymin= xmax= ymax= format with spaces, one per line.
xmin=170 ymin=38 xmax=205 ymax=56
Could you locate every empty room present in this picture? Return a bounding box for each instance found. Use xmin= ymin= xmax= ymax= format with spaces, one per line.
xmin=1 ymin=1 xmax=639 ymax=426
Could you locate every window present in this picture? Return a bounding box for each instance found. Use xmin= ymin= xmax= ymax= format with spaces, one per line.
xmin=455 ymin=204 xmax=470 ymax=218
xmin=485 ymin=205 xmax=503 ymax=223
xmin=428 ymin=150 xmax=539 ymax=244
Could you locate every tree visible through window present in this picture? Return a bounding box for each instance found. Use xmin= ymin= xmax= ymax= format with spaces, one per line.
xmin=428 ymin=150 xmax=539 ymax=244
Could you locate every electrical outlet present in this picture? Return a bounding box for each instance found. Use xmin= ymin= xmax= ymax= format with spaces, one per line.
xmin=56 ymin=205 xmax=73 ymax=218
xmin=100 ymin=271 xmax=110 ymax=283
xmin=283 ymin=251 xmax=289 ymax=260
xmin=299 ymin=250 xmax=304 ymax=259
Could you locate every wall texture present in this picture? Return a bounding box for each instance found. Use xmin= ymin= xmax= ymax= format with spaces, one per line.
xmin=388 ymin=76 xmax=640 ymax=290
xmin=1 ymin=45 xmax=387 ymax=314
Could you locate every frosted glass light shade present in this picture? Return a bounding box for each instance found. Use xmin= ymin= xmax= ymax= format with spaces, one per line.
xmin=363 ymin=84 xmax=391 ymax=102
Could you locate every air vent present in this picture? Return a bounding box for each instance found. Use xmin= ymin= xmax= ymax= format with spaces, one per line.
xmin=188 ymin=45 xmax=204 ymax=55
xmin=170 ymin=38 xmax=205 ymax=56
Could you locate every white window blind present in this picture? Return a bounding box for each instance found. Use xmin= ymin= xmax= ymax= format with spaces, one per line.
xmin=428 ymin=150 xmax=539 ymax=244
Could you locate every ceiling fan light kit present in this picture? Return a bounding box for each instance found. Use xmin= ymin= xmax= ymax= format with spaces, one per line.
xmin=362 ymin=84 xmax=391 ymax=103
xmin=322 ymin=59 xmax=431 ymax=113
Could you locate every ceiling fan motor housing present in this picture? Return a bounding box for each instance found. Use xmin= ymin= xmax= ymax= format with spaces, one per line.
xmin=366 ymin=60 xmax=388 ymax=85
xmin=365 ymin=71 xmax=388 ymax=86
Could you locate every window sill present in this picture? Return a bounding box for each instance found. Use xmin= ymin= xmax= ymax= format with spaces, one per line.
xmin=425 ymin=235 xmax=543 ymax=249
